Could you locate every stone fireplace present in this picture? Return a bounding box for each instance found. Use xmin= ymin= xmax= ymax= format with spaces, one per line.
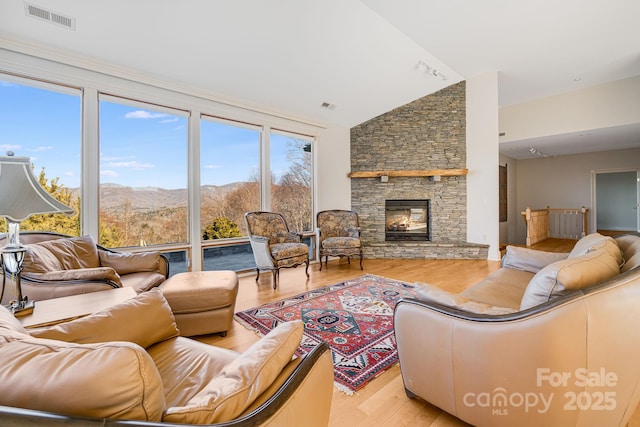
xmin=350 ymin=81 xmax=488 ymax=259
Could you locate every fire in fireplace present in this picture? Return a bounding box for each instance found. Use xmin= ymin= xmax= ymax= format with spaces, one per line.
xmin=385 ymin=199 xmax=430 ymax=241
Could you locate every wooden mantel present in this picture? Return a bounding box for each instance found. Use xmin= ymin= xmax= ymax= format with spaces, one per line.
xmin=348 ymin=168 xmax=468 ymax=178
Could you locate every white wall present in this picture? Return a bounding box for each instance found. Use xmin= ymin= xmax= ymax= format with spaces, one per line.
xmin=500 ymin=76 xmax=640 ymax=142
xmin=316 ymin=125 xmax=351 ymax=211
xmin=466 ymin=72 xmax=500 ymax=260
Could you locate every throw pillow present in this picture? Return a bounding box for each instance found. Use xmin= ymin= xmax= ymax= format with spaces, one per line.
xmin=22 ymin=235 xmax=100 ymax=274
xmin=29 ymin=288 xmax=179 ymax=348
xmin=568 ymin=232 xmax=618 ymax=258
xmin=163 ymin=320 xmax=303 ymax=424
xmin=520 ymin=246 xmax=621 ymax=310
xmin=501 ymin=246 xmax=569 ymax=273
xmin=415 ymin=282 xmax=517 ymax=315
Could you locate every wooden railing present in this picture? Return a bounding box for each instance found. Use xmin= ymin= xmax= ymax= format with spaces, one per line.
xmin=521 ymin=206 xmax=589 ymax=246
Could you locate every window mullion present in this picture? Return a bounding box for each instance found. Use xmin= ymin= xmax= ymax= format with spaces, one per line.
xmin=262 ymin=126 xmax=271 ymax=211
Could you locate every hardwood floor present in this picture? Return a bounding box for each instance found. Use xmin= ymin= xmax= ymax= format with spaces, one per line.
xmin=196 ymin=256 xmax=640 ymax=427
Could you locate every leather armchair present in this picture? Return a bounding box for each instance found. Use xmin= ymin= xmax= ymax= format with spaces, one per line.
xmin=0 ymin=289 xmax=334 ymax=426
xmin=244 ymin=211 xmax=309 ymax=288
xmin=0 ymin=232 xmax=169 ymax=305
xmin=316 ymin=209 xmax=363 ymax=270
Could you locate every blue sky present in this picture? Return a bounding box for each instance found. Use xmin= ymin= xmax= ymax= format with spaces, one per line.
xmin=0 ymin=79 xmax=295 ymax=190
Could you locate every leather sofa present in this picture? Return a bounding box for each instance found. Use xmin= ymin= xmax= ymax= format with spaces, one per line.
xmin=395 ymin=233 xmax=640 ymax=427
xmin=0 ymin=232 xmax=169 ymax=305
xmin=0 ymin=288 xmax=334 ymax=426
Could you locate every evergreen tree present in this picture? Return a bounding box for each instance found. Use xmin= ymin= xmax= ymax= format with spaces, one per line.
xmin=202 ymin=217 xmax=242 ymax=240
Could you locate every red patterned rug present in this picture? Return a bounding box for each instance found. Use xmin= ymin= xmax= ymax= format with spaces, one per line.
xmin=234 ymin=274 xmax=419 ymax=394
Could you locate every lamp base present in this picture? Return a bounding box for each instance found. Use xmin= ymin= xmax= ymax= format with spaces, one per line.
xmin=8 ymin=297 xmax=34 ymax=317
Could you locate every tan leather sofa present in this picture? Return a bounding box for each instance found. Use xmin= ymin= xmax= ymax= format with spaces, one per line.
xmin=395 ymin=233 xmax=640 ymax=427
xmin=0 ymin=288 xmax=334 ymax=426
xmin=0 ymin=232 xmax=169 ymax=305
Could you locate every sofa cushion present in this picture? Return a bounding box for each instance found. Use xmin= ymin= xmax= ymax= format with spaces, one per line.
xmin=99 ymin=250 xmax=161 ymax=275
xmin=460 ymin=268 xmax=535 ymax=310
xmin=29 ymin=288 xmax=179 ymax=349
xmin=520 ymin=246 xmax=621 ymax=310
xmin=415 ymin=282 xmax=517 ymax=315
xmin=22 ymin=235 xmax=100 ymax=274
xmin=502 ymin=245 xmax=568 ymax=273
xmin=163 ymin=320 xmax=304 ymax=424
xmin=148 ymin=337 xmax=240 ymax=409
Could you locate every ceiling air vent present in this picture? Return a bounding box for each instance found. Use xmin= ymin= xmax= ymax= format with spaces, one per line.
xmin=24 ymin=2 xmax=76 ymax=30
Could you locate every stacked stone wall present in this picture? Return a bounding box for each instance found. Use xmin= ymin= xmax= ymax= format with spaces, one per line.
xmin=350 ymin=81 xmax=487 ymax=259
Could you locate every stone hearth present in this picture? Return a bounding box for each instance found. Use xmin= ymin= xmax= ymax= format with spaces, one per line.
xmin=350 ymin=81 xmax=488 ymax=259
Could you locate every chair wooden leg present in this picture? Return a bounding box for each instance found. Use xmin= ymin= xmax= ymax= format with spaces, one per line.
xmin=272 ymin=270 xmax=278 ymax=289
xmin=255 ymin=268 xmax=260 ymax=282
xmin=359 ymin=255 xmax=363 ymax=270
xmin=305 ymin=260 xmax=309 ymax=277
xmin=319 ymin=254 xmax=323 ymax=271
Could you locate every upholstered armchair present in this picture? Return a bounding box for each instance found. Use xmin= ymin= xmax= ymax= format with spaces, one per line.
xmin=244 ymin=211 xmax=309 ymax=288
xmin=316 ymin=210 xmax=363 ymax=271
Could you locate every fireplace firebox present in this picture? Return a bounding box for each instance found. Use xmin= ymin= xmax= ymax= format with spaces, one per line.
xmin=385 ymin=199 xmax=430 ymax=241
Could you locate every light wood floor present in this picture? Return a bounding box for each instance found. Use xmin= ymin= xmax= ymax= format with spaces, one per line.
xmin=197 ymin=255 xmax=640 ymax=427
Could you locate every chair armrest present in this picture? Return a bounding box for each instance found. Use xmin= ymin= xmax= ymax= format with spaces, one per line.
xmin=21 ymin=268 xmax=122 ymax=287
xmin=248 ymin=236 xmax=275 ymax=268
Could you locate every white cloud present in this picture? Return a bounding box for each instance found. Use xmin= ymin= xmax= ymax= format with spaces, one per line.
xmin=0 ymin=81 xmax=18 ymax=87
xmin=100 ymin=154 xmax=134 ymax=162
xmin=101 ymin=170 xmax=119 ymax=177
xmin=106 ymin=160 xmax=154 ymax=170
xmin=159 ymin=117 xmax=179 ymax=124
xmin=125 ymin=110 xmax=169 ymax=119
xmin=205 ymin=164 xmax=223 ymax=169
xmin=0 ymin=144 xmax=21 ymax=153
xmin=64 ymin=171 xmax=74 ymax=177
xmin=28 ymin=146 xmax=54 ymax=152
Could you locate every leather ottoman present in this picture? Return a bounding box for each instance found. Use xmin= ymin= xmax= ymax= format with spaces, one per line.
xmin=159 ymin=270 xmax=239 ymax=337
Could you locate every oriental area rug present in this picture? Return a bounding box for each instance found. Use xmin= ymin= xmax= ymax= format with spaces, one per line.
xmin=234 ymin=274 xmax=419 ymax=394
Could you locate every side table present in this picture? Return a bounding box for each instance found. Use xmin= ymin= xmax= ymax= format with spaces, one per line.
xmin=19 ymin=287 xmax=136 ymax=329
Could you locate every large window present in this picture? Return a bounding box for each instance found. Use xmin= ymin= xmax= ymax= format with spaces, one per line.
xmin=200 ymin=117 xmax=261 ymax=239
xmin=270 ymin=130 xmax=313 ymax=232
xmin=0 ymin=76 xmax=81 ymax=236
xmin=98 ymin=96 xmax=188 ymax=248
xmin=1 ymin=71 xmax=317 ymax=273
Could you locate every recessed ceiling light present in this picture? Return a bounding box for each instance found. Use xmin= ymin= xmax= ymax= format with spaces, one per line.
xmin=573 ymin=77 xmax=582 ymax=82
xmin=320 ymin=102 xmax=336 ymax=110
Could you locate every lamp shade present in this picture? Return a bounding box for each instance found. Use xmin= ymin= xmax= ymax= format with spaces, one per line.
xmin=0 ymin=154 xmax=75 ymax=222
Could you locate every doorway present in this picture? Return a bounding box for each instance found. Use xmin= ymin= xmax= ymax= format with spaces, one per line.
xmin=594 ymin=170 xmax=640 ymax=234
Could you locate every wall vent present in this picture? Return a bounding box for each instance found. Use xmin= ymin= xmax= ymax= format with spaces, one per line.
xmin=24 ymin=2 xmax=76 ymax=30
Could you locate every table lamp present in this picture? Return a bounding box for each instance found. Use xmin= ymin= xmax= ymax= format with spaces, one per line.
xmin=0 ymin=152 xmax=74 ymax=314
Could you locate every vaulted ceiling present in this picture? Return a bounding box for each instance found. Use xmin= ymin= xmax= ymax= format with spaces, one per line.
xmin=1 ymin=0 xmax=639 ymax=157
